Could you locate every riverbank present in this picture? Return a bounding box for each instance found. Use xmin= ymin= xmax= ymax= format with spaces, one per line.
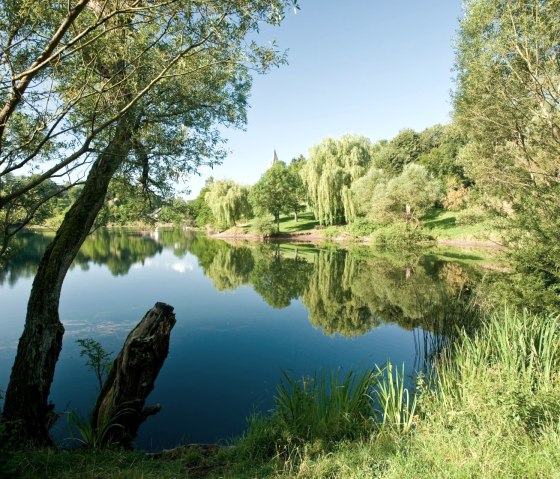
xmin=7 ymin=308 xmax=559 ymax=478
xmin=208 ymin=209 xmax=503 ymax=250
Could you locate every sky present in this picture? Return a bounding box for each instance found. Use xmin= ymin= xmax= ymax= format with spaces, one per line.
xmin=184 ymin=0 xmax=463 ymax=198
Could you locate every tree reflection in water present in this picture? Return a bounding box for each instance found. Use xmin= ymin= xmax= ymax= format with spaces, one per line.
xmin=4 ymin=229 xmax=480 ymax=336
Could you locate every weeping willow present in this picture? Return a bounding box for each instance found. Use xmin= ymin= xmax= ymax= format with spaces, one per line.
xmin=301 ymin=135 xmax=372 ymax=225
xmin=205 ymin=180 xmax=251 ymax=228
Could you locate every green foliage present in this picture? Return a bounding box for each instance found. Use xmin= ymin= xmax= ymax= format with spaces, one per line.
xmin=249 ymin=162 xmax=301 ymax=231
xmin=302 ymin=135 xmax=373 ymax=225
xmin=350 ymin=168 xmax=387 ymax=217
xmin=250 ymin=215 xmax=276 ymax=237
xmin=454 ymin=0 xmax=560 ymax=312
xmin=66 ymin=410 xmax=127 ymax=450
xmin=187 ymin=183 xmax=215 ymax=227
xmin=0 ymin=419 xmax=17 ymax=478
xmin=369 ymin=222 xmax=433 ymax=247
xmin=205 ymin=180 xmax=252 ymax=229
xmin=374 ymin=363 xmax=417 ymax=434
xmin=371 ymin=128 xmax=421 ymax=175
xmin=346 ymin=218 xmax=378 ymax=238
xmin=417 ymin=124 xmax=468 ymax=183
xmin=245 ymin=368 xmax=376 ymax=456
xmin=368 ymin=164 xmax=441 ymax=224
xmin=76 ymin=338 xmax=113 ymax=391
xmin=157 ymin=198 xmax=190 ymax=225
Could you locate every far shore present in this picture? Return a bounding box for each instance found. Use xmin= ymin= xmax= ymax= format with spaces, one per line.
xmin=209 ymin=229 xmax=504 ymax=249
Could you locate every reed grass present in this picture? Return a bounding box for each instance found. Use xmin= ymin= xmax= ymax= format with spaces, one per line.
xmin=374 ymin=363 xmax=417 ymax=433
xmin=273 ymin=368 xmax=376 ymax=444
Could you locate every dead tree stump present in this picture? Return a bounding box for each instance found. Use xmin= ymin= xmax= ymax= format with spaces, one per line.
xmin=91 ymin=302 xmax=176 ymax=448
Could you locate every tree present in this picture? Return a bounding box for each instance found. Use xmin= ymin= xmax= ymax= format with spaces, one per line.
xmin=371 ymin=129 xmax=421 ymax=175
xmin=301 ymin=135 xmax=372 ymax=225
xmin=1 ymin=0 xmax=298 ymax=445
xmin=249 ymin=161 xmax=300 ymax=232
xmin=205 ymin=180 xmax=252 ymax=229
xmin=454 ymin=0 xmax=560 ymax=310
xmin=368 ymin=164 xmax=441 ymax=223
xmin=288 ymin=155 xmax=307 ymax=221
xmin=187 ymin=178 xmax=215 ymax=227
xmin=350 ymin=168 xmax=387 ymax=217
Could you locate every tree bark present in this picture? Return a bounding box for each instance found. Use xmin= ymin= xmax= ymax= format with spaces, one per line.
xmin=92 ymin=302 xmax=176 ymax=449
xmin=1 ymin=116 xmax=134 ymax=445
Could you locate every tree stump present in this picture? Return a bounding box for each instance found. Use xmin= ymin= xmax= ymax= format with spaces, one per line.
xmin=91 ymin=302 xmax=176 ymax=449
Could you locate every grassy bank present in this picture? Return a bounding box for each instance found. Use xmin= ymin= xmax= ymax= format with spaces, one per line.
xmin=216 ymin=209 xmax=501 ymax=248
xmin=7 ymin=309 xmax=559 ymax=478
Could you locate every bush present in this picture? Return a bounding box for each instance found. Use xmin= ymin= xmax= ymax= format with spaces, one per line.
xmin=369 ymin=222 xmax=433 ymax=247
xmin=250 ymin=216 xmax=276 ymax=237
xmin=346 ymin=218 xmax=377 ymax=238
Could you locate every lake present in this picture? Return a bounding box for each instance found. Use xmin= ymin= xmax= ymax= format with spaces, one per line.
xmin=0 ymin=228 xmax=485 ymax=450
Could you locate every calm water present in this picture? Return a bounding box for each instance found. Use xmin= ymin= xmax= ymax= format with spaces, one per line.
xmin=0 ymin=229 xmax=483 ymax=450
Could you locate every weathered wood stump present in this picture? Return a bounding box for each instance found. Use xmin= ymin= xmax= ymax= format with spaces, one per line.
xmin=91 ymin=302 xmax=176 ymax=449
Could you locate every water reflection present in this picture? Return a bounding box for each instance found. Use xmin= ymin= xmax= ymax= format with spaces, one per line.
xmin=2 ymin=229 xmax=480 ymax=337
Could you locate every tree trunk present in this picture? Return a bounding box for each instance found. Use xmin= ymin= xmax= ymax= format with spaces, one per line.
xmin=2 ymin=116 xmax=134 ymax=445
xmin=92 ymin=302 xmax=176 ymax=449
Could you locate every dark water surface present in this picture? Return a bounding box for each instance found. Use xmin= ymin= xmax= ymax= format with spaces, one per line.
xmin=0 ymin=229 xmax=484 ymax=450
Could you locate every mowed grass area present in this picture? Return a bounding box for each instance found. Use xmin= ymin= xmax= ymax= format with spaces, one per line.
xmin=277 ymin=211 xmax=320 ymax=233
xmin=421 ymin=208 xmax=500 ymax=242
xmin=237 ymin=208 xmax=499 ymax=244
xmin=8 ymin=309 xmax=560 ymax=479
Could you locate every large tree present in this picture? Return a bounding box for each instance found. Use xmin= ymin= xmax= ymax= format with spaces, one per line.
xmin=454 ymin=0 xmax=560 ymax=310
xmin=1 ymin=0 xmax=298 ymax=444
xmin=301 ymin=135 xmax=372 ymax=225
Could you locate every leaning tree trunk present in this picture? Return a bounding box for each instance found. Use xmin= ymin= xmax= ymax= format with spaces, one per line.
xmin=1 ymin=116 xmax=134 ymax=445
xmin=92 ymin=302 xmax=176 ymax=449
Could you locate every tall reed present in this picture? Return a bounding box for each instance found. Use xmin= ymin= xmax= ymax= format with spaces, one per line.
xmin=374 ymin=363 xmax=417 ymax=433
xmin=273 ymin=368 xmax=376 ymax=444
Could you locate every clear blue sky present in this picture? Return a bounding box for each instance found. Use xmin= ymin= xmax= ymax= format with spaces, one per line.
xmin=185 ymin=0 xmax=463 ymax=198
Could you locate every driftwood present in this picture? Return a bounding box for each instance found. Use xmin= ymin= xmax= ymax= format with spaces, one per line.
xmin=91 ymin=302 xmax=176 ymax=448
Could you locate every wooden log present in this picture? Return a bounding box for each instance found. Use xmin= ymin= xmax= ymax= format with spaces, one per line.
xmin=91 ymin=302 xmax=176 ymax=449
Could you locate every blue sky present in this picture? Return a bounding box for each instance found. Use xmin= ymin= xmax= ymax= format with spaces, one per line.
xmin=185 ymin=0 xmax=463 ymax=198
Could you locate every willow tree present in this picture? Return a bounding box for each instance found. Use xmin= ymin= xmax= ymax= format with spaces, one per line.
xmin=205 ymin=180 xmax=252 ymax=229
xmin=1 ymin=0 xmax=298 ymax=444
xmin=301 ymin=135 xmax=372 ymax=225
xmin=454 ymin=0 xmax=560 ymax=310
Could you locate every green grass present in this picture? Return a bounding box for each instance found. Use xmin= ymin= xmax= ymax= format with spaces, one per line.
xmin=277 ymin=212 xmax=320 ymax=233
xmin=9 ymin=309 xmax=559 ymax=478
xmin=421 ymin=208 xmax=500 ymax=242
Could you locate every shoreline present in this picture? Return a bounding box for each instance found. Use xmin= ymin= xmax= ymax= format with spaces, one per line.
xmin=209 ymin=229 xmax=504 ymax=249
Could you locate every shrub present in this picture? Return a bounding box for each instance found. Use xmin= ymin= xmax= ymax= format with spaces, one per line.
xmin=369 ymin=222 xmax=433 ymax=247
xmin=250 ymin=216 xmax=276 ymax=237
xmin=346 ymin=218 xmax=377 ymax=238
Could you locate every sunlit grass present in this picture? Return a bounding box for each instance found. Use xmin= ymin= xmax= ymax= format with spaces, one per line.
xmin=421 ymin=208 xmax=500 ymax=242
